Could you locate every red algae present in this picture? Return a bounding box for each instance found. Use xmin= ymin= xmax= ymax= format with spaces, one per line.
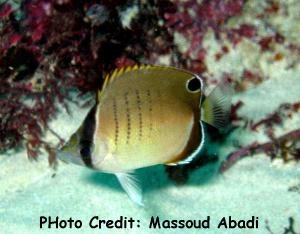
xmin=220 ymin=128 xmax=300 ymax=173
xmin=161 ymin=0 xmax=272 ymax=77
xmin=0 ymin=3 xmax=13 ymax=18
xmin=221 ymin=102 xmax=300 ymax=173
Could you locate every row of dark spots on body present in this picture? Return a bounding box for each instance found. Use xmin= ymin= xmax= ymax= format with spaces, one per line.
xmin=135 ymin=90 xmax=143 ymax=140
xmin=147 ymin=89 xmax=153 ymax=132
xmin=124 ymin=92 xmax=131 ymax=144
xmin=112 ymin=89 xmax=154 ymax=146
xmin=112 ymin=98 xmax=119 ymax=146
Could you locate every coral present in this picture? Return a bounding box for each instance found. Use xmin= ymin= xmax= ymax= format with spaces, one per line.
xmin=163 ymin=0 xmax=246 ymax=73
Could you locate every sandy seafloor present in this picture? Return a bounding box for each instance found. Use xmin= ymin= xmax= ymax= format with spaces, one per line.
xmin=1 ymin=1 xmax=300 ymax=234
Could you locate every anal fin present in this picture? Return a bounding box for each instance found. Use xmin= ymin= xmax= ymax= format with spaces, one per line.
xmin=115 ymin=172 xmax=144 ymax=206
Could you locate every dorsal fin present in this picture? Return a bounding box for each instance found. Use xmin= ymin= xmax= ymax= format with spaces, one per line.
xmin=98 ymin=64 xmax=152 ymax=101
xmin=102 ymin=64 xmax=153 ymax=88
xmin=101 ymin=64 xmax=195 ymax=92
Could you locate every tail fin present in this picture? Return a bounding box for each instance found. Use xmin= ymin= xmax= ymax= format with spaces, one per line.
xmin=201 ymin=82 xmax=233 ymax=129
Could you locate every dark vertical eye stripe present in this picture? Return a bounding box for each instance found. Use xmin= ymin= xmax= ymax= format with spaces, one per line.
xmin=124 ymin=92 xmax=131 ymax=144
xmin=135 ymin=89 xmax=142 ymax=140
xmin=79 ymin=104 xmax=96 ymax=168
xmin=112 ymin=98 xmax=119 ymax=146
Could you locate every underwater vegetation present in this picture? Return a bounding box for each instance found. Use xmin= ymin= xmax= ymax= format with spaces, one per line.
xmin=0 ymin=0 xmax=299 ymax=181
xmin=221 ymin=103 xmax=300 ymax=172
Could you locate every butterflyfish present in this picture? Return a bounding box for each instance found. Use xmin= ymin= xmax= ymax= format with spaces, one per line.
xmin=58 ymin=65 xmax=232 ymax=206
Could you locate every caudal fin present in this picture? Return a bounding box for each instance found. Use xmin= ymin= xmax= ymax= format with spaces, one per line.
xmin=201 ymin=82 xmax=233 ymax=129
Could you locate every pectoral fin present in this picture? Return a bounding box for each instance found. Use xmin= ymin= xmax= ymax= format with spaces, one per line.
xmin=115 ymin=172 xmax=143 ymax=206
xmin=201 ymin=82 xmax=233 ymax=129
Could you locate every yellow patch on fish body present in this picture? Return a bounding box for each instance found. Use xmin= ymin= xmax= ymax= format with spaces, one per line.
xmin=94 ymin=65 xmax=202 ymax=172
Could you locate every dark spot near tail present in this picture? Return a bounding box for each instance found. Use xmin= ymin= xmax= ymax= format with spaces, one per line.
xmin=186 ymin=77 xmax=201 ymax=92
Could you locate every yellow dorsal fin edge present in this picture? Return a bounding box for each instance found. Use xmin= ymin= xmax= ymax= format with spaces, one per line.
xmin=102 ymin=64 xmax=153 ymax=88
xmin=98 ymin=64 xmax=147 ymax=101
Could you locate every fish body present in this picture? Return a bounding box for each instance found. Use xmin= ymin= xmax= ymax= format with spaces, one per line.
xmin=58 ymin=65 xmax=232 ymax=205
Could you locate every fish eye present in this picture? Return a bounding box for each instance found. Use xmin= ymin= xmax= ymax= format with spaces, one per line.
xmin=78 ymin=142 xmax=95 ymax=157
xmin=186 ymin=77 xmax=202 ymax=93
xmin=80 ymin=147 xmax=90 ymax=157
